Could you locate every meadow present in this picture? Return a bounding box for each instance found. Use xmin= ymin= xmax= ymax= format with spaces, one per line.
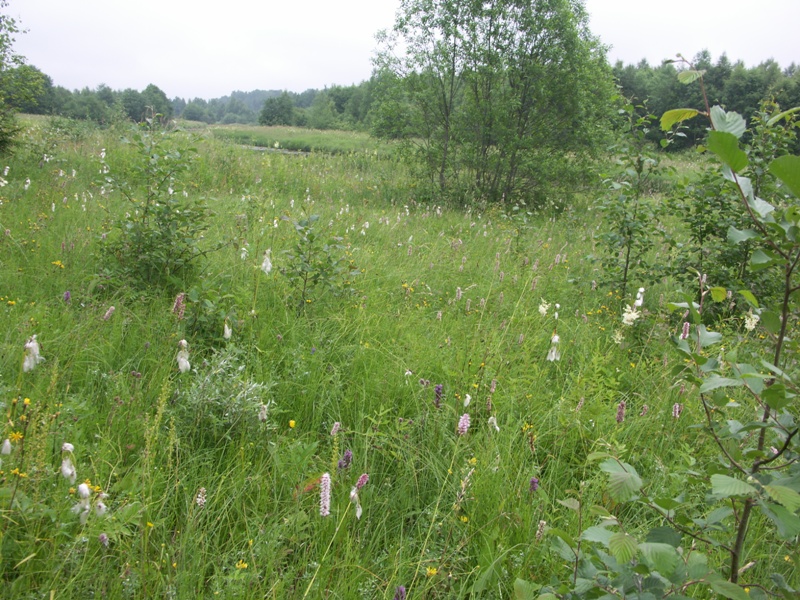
xmin=0 ymin=116 xmax=797 ymax=599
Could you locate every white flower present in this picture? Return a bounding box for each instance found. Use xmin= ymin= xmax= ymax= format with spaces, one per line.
xmin=546 ymin=333 xmax=560 ymax=361
xmin=744 ymin=310 xmax=760 ymax=332
xmin=61 ymin=457 xmax=77 ymax=483
xmin=463 ymin=394 xmax=471 ymax=408
xmin=95 ymin=501 xmax=107 ymax=516
xmin=223 ymin=322 xmax=232 ymax=340
xmin=62 ymin=442 xmax=75 ymax=453
xmin=240 ymin=246 xmax=249 ymax=260
xmin=1 ymin=439 xmax=11 ymax=455
xmin=350 ymin=487 xmax=363 ymax=520
xmin=538 ymin=299 xmax=550 ymax=317
xmin=261 ymin=249 xmax=272 ymax=275
xmin=177 ymin=339 xmax=190 ymax=373
xmin=612 ymin=330 xmax=624 ymax=345
xmin=24 ymin=178 xmax=31 ymax=190
xmin=634 ymin=287 xmax=645 ymax=308
xmin=23 ymin=334 xmax=45 ymax=372
xmin=488 ymin=416 xmax=500 ymax=433
xmin=622 ymin=305 xmax=641 ymax=326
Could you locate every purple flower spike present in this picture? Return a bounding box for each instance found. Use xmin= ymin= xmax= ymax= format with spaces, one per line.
xmin=63 ymin=290 xmax=71 ymax=303
xmin=394 ymin=586 xmax=407 ymax=600
xmin=529 ymin=477 xmax=539 ymax=493
xmin=434 ymin=384 xmax=443 ymax=409
xmin=338 ymin=449 xmax=353 ymax=470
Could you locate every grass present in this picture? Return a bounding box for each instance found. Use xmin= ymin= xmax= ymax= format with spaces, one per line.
xmin=0 ymin=116 xmax=796 ymax=599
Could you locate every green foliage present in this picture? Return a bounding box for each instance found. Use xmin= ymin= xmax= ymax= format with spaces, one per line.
xmin=375 ymin=0 xmax=615 ymax=205
xmin=279 ymin=213 xmax=358 ymax=313
xmin=597 ymin=102 xmax=670 ymax=296
xmin=98 ymin=117 xmax=216 ymax=290
xmin=259 ymin=91 xmax=295 ymax=126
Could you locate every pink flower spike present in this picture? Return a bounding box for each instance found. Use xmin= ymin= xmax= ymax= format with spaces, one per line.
xmin=356 ymin=473 xmax=369 ymax=490
xmin=320 ymin=473 xmax=331 ymax=517
xmin=458 ymin=413 xmax=471 ymax=436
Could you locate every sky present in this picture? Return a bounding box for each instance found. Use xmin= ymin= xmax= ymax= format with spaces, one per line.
xmin=10 ymin=0 xmax=799 ymax=100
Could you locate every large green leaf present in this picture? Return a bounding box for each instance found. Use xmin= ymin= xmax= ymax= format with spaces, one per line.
xmin=767 ymin=105 xmax=800 ymax=126
xmin=710 ymin=105 xmax=747 ymax=138
xmin=582 ymin=525 xmax=614 ymax=546
xmin=696 ymin=325 xmax=722 ymax=347
xmin=609 ymin=532 xmax=638 ymax=564
xmin=661 ymin=108 xmax=699 ymax=131
xmin=645 ymin=526 xmax=682 ymax=547
xmin=710 ymin=474 xmax=758 ymax=498
xmin=513 ymin=578 xmax=538 ymax=600
xmin=765 ymin=485 xmax=800 ymax=512
xmin=761 ymin=501 xmax=800 ymax=538
xmin=638 ymin=542 xmax=679 ymax=575
xmin=769 ymin=155 xmax=800 ymax=199
xmin=600 ymin=459 xmax=643 ymax=502
xmin=709 ymin=579 xmax=752 ymax=600
xmin=708 ymin=131 xmax=748 ymax=172
xmin=677 ymin=69 xmax=705 ymax=84
xmin=699 ymin=376 xmax=743 ymax=394
xmin=727 ymin=226 xmax=759 ymax=244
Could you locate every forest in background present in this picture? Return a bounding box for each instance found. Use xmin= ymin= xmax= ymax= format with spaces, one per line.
xmin=8 ymin=50 xmax=800 ymax=139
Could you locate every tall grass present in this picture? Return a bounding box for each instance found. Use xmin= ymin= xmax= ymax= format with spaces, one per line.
xmin=0 ymin=116 xmax=795 ymax=599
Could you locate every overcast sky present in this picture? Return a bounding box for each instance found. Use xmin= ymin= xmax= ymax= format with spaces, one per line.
xmin=10 ymin=0 xmax=799 ymax=100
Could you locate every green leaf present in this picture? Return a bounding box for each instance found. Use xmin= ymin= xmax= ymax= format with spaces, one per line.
xmin=709 ymin=579 xmax=752 ymax=600
xmin=582 ymin=525 xmax=614 ymax=546
xmin=710 ymin=105 xmax=747 ymax=138
xmin=609 ymin=532 xmax=638 ymax=564
xmin=760 ymin=310 xmax=782 ymax=334
xmin=769 ymin=155 xmax=800 ymax=199
xmin=737 ymin=289 xmax=759 ymax=308
xmin=765 ymin=485 xmax=800 ymax=512
xmin=767 ymin=105 xmax=800 ymax=126
xmin=708 ymin=131 xmax=748 ymax=172
xmin=750 ymin=249 xmax=775 ymax=271
xmin=645 ymin=526 xmax=681 ymax=547
xmin=727 ymin=226 xmax=759 ymax=244
xmin=661 ymin=108 xmax=699 ymax=131
xmin=600 ymin=459 xmax=642 ymax=502
xmin=638 ymin=542 xmax=679 ymax=575
xmin=513 ymin=578 xmax=539 ymax=600
xmin=687 ymin=552 xmax=710 ymax=579
xmin=696 ymin=325 xmax=722 ymax=347
xmin=557 ymin=498 xmax=580 ymax=512
xmin=709 ymin=286 xmax=727 ymax=302
xmin=710 ymin=474 xmax=758 ymax=498
xmin=699 ymin=376 xmax=743 ymax=394
xmin=677 ymin=69 xmax=705 ymax=85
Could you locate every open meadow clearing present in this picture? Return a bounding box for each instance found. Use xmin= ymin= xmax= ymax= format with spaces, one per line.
xmin=1 ymin=114 xmax=798 ymax=599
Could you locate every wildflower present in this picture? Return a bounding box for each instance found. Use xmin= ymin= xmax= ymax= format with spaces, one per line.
xmin=634 ymin=287 xmax=645 ymax=308
xmin=536 ymin=520 xmax=547 ymax=541
xmin=330 ymin=422 xmax=341 ymax=436
xmin=223 ymin=321 xmax=232 ymax=340
xmin=338 ymin=449 xmax=353 ymax=470
xmin=99 ymin=533 xmax=109 ymax=547
xmin=393 ymin=586 xmax=407 ymax=600
xmin=538 ymin=299 xmax=550 ymax=317
xmin=319 ymin=472 xmax=331 ymax=517
xmin=235 ymin=559 xmax=248 ymax=569
xmin=744 ymin=310 xmax=759 ymax=332
xmin=426 ymin=567 xmax=438 ymax=577
xmin=488 ymin=416 xmax=500 ymax=432
xmin=529 ymin=477 xmax=539 ymax=492
xmin=23 ymin=334 xmax=45 ymax=372
xmin=672 ymin=403 xmax=683 ymax=419
xmin=349 ymin=485 xmax=363 ymax=519
xmin=62 ymin=442 xmax=74 ymax=453
xmin=261 ymin=249 xmax=272 ymax=275
xmin=490 ymin=379 xmax=497 ymax=393
xmin=456 ymin=287 xmax=462 ymax=301
xmin=196 ymin=487 xmax=207 ymax=508
xmin=457 ymin=413 xmax=471 ymax=436
xmin=240 ymin=245 xmax=249 ymax=260
xmin=554 ymin=303 xmax=560 ymax=320
xmin=172 ymin=293 xmax=186 ymax=319
xmin=546 ymin=333 xmax=560 ymax=362
xmin=24 ymin=178 xmax=30 ymax=190
xmin=463 ymin=394 xmax=471 ymax=408
xmin=680 ymin=321 xmax=690 ymax=340
xmin=61 ymin=457 xmax=77 ymax=483
xmin=1 ymin=439 xmax=11 ymax=454
xmin=289 ymin=419 xmax=296 ymax=428
xmin=63 ymin=290 xmax=71 ymax=303
xmin=640 ymin=404 xmax=649 ymax=417
xmin=102 ymin=306 xmax=115 ymax=321
xmin=95 ymin=501 xmax=107 ymax=516
xmin=434 ymin=384 xmax=443 ymax=409
xmin=258 ymin=403 xmax=269 ymax=422
xmin=616 ymin=400 xmax=626 ymax=424
xmin=356 ymin=473 xmax=369 ymax=489
xmin=176 ymin=339 xmax=190 ymax=373
xmin=612 ymin=330 xmax=624 ymax=345
xmin=621 ymin=305 xmax=640 ymax=326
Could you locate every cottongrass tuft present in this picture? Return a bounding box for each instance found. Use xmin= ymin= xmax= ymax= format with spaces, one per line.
xmin=177 ymin=339 xmax=190 ymax=373
xmin=23 ymin=335 xmax=45 ymax=372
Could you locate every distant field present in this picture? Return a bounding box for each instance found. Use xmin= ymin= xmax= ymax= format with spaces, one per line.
xmin=208 ymin=123 xmax=395 ymax=155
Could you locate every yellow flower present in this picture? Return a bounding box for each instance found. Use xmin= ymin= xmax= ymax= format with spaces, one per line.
xmin=459 ymin=515 xmax=469 ymax=523
xmin=289 ymin=420 xmax=296 ymax=429
xmin=9 ymin=431 xmax=23 ymax=442
xmin=426 ymin=567 xmax=438 ymax=577
xmin=236 ymin=559 xmax=248 ymax=569
xmin=467 ymin=457 xmax=477 ymax=466
xmin=23 ymin=398 xmax=31 ymax=405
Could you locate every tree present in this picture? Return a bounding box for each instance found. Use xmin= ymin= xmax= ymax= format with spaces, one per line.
xmin=259 ymin=92 xmax=294 ymax=126
xmin=0 ymin=1 xmax=42 ymax=153
xmin=374 ymin=0 xmax=614 ymax=204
